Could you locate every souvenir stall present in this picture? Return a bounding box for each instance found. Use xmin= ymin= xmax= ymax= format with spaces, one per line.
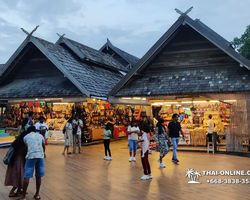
xmin=151 ymin=101 xmax=231 ymax=146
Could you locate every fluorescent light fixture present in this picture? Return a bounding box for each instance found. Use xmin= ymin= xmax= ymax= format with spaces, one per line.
xmin=133 ymin=97 xmax=141 ymax=100
xmin=35 ymin=98 xmax=38 ymax=101
xmin=152 ymin=103 xmax=159 ymax=106
xmin=181 ymin=101 xmax=192 ymax=104
xmin=164 ymin=102 xmax=178 ymax=104
xmin=176 ymin=105 xmax=182 ymax=107
xmin=210 ymin=100 xmax=219 ymax=103
xmin=224 ymin=100 xmax=237 ymax=102
xmin=165 ymin=105 xmax=171 ymax=106
xmin=142 ymin=98 xmax=146 ymax=101
xmin=158 ymin=103 xmax=164 ymax=105
xmin=122 ymin=97 xmax=131 ymax=100
xmin=193 ymin=101 xmax=207 ymax=103
xmin=53 ymin=103 xmax=68 ymax=105
xmin=93 ymin=99 xmax=96 ymax=101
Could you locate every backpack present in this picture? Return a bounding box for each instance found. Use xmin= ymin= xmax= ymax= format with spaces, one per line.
xmin=62 ymin=125 xmax=66 ymax=134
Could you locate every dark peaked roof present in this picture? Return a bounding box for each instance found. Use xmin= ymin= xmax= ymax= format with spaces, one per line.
xmin=0 ymin=76 xmax=83 ymax=98
xmin=100 ymin=38 xmax=140 ymax=67
xmin=0 ymin=36 xmax=123 ymax=98
xmin=110 ymin=14 xmax=250 ymax=97
xmin=0 ymin=64 xmax=4 ymax=75
xmin=56 ymin=37 xmax=128 ymax=73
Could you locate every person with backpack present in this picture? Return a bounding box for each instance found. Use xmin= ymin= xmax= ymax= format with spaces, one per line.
xmin=62 ymin=117 xmax=73 ymax=155
xmin=73 ymin=115 xmax=83 ymax=154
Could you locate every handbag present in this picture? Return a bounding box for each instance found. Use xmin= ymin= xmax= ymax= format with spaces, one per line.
xmin=76 ymin=126 xmax=81 ymax=136
xmin=3 ymin=147 xmax=15 ymax=165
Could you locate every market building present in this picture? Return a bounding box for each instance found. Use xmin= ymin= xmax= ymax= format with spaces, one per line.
xmin=109 ymin=12 xmax=250 ymax=153
xmin=0 ymin=32 xmax=139 ymax=144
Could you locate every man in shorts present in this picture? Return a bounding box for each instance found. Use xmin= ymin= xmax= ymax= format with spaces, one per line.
xmin=19 ymin=126 xmax=45 ymax=200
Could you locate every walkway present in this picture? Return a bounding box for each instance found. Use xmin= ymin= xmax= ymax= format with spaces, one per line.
xmin=0 ymin=140 xmax=249 ymax=200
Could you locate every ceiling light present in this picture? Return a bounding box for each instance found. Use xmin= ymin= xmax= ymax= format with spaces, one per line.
xmin=181 ymin=101 xmax=192 ymax=104
xmin=165 ymin=105 xmax=171 ymax=106
xmin=142 ymin=98 xmax=146 ymax=101
xmin=210 ymin=100 xmax=219 ymax=103
xmin=164 ymin=102 xmax=178 ymax=104
xmin=176 ymin=105 xmax=182 ymax=107
xmin=133 ymin=97 xmax=141 ymax=100
xmin=193 ymin=101 xmax=207 ymax=103
xmin=122 ymin=97 xmax=131 ymax=100
xmin=224 ymin=100 xmax=237 ymax=102
xmin=35 ymin=98 xmax=38 ymax=101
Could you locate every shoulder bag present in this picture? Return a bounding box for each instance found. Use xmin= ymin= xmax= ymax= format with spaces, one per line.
xmin=3 ymin=147 xmax=15 ymax=165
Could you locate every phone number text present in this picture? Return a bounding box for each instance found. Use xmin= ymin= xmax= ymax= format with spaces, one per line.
xmin=207 ymin=179 xmax=250 ymax=184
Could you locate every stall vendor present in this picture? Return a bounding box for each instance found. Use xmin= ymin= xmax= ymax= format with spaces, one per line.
xmin=192 ymin=113 xmax=200 ymax=127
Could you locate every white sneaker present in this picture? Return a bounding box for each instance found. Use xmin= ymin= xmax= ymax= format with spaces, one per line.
xmin=107 ymin=157 xmax=113 ymax=161
xmin=160 ymin=163 xmax=166 ymax=168
xmin=157 ymin=159 xmax=160 ymax=163
xmin=104 ymin=156 xmax=108 ymax=160
xmin=141 ymin=175 xmax=149 ymax=180
xmin=148 ymin=174 xmax=153 ymax=179
xmin=132 ymin=157 xmax=136 ymax=162
xmin=129 ymin=157 xmax=133 ymax=162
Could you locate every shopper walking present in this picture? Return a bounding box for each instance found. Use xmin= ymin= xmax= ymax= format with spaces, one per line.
xmin=18 ymin=126 xmax=45 ymax=200
xmin=137 ymin=123 xmax=152 ymax=180
xmin=35 ymin=116 xmax=48 ymax=158
xmin=4 ymin=127 xmax=29 ymax=197
xmin=62 ymin=117 xmax=73 ymax=155
xmin=155 ymin=118 xmax=170 ymax=168
xmin=28 ymin=111 xmax=34 ymax=126
xmin=127 ymin=120 xmax=140 ymax=162
xmin=102 ymin=124 xmax=112 ymax=161
xmin=167 ymin=114 xmax=184 ymax=163
xmin=73 ymin=114 xmax=83 ymax=154
xmin=18 ymin=118 xmax=30 ymax=135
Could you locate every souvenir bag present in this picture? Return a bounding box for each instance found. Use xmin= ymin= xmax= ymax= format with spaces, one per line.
xmin=131 ymin=127 xmax=139 ymax=140
xmin=131 ymin=133 xmax=138 ymax=140
xmin=3 ymin=147 xmax=15 ymax=165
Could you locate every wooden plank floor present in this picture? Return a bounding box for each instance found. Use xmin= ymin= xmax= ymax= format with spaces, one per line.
xmin=0 ymin=139 xmax=250 ymax=200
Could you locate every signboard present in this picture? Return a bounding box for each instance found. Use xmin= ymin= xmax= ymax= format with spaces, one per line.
xmin=179 ymin=134 xmax=191 ymax=145
xmin=48 ymin=130 xmax=65 ymax=142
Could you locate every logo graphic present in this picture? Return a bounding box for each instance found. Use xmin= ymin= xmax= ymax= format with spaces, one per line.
xmin=185 ymin=168 xmax=202 ymax=184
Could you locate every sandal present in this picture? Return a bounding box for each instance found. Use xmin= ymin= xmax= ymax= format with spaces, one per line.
xmin=9 ymin=193 xmax=20 ymax=197
xmin=34 ymin=195 xmax=41 ymax=200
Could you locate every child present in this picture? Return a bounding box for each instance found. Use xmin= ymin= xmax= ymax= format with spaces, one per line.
xmin=137 ymin=123 xmax=152 ymax=180
xmin=101 ymin=124 xmax=112 ymax=161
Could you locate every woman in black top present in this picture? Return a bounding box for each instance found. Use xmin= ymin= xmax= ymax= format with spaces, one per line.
xmin=4 ymin=128 xmax=29 ymax=197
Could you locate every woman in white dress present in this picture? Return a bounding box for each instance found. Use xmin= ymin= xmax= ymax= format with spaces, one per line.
xmin=62 ymin=117 xmax=73 ymax=155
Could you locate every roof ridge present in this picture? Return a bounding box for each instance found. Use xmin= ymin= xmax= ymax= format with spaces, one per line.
xmin=64 ymin=37 xmax=112 ymax=57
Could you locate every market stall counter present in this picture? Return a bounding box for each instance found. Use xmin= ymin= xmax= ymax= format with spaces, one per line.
xmin=88 ymin=127 xmax=105 ymax=141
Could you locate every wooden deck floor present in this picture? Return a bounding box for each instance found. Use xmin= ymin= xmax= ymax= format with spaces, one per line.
xmin=0 ymin=140 xmax=250 ymax=200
